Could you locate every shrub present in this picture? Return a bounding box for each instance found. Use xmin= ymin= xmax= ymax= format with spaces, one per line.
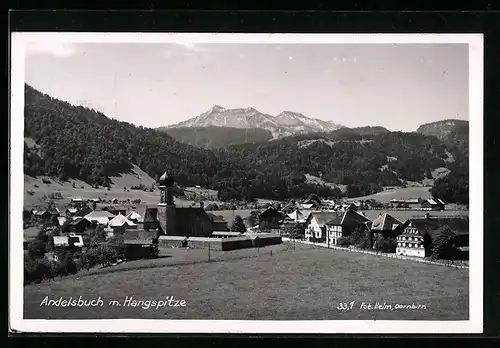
xmin=350 ymin=226 xmax=372 ymax=250
xmin=42 ymin=178 xmax=51 ymax=184
xmin=28 ymin=238 xmax=48 ymax=259
xmin=34 ymin=184 xmax=39 ymax=188
xmin=27 ymin=190 xmax=35 ymax=196
xmin=107 ymin=235 xmax=126 ymax=260
xmin=24 ymin=256 xmax=53 ymax=284
xmin=374 ymin=237 xmax=397 ymax=253
xmin=337 ymin=236 xmax=352 ymax=247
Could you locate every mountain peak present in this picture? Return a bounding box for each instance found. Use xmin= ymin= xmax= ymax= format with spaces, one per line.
xmin=211 ymin=105 xmax=226 ymax=112
xmin=169 ymin=105 xmax=343 ymax=137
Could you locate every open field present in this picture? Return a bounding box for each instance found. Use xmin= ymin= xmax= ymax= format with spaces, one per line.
xmin=23 ymin=167 xmax=218 ymax=210
xmin=353 ymin=186 xmax=433 ymax=203
xmin=359 ymin=209 xmax=468 ymax=222
xmin=24 ymin=242 xmax=468 ymax=320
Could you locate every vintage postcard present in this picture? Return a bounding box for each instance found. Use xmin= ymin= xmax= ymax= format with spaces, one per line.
xmin=9 ymin=32 xmax=483 ymax=333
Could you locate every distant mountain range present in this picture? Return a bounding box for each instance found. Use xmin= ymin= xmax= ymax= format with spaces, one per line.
xmin=166 ymin=105 xmax=344 ymax=138
xmin=23 ymin=84 xmax=469 ymax=203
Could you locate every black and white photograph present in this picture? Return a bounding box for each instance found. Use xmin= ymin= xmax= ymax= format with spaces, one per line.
xmin=9 ymin=33 xmax=483 ymax=333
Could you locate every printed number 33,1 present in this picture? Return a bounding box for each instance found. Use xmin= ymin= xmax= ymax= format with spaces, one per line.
xmin=336 ymin=301 xmax=355 ymax=311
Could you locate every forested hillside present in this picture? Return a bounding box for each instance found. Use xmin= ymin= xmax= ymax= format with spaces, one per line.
xmin=214 ymin=128 xmax=462 ymax=199
xmin=24 ymin=85 xmax=469 ymax=203
xmin=24 ymin=84 xmax=218 ymax=188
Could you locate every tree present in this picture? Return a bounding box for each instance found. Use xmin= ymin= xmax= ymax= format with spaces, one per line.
xmin=50 ymin=214 xmax=59 ymax=227
xmin=230 ymin=215 xmax=247 ymax=233
xmin=374 ymin=237 xmax=397 ymax=253
xmin=247 ymin=210 xmax=260 ymax=228
xmin=282 ymin=223 xmax=303 ymax=239
xmin=431 ymin=226 xmax=457 ymax=259
xmin=28 ymin=238 xmax=47 ymax=259
xmin=350 ymin=226 xmax=371 ymax=250
xmin=431 ymin=170 xmax=468 ymax=205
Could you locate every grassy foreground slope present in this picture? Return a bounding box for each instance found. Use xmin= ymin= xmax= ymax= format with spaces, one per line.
xmin=24 ymin=243 xmax=468 ymax=320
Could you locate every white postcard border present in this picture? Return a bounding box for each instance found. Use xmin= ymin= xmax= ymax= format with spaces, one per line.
xmin=10 ymin=32 xmax=483 ymax=334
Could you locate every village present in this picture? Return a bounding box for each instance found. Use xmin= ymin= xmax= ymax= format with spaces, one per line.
xmin=23 ymin=169 xmax=469 ymax=285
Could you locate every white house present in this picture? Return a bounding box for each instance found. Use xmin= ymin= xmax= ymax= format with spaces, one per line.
xmin=396 ymin=221 xmax=426 ymax=257
xmin=304 ymin=212 xmax=338 ymax=241
xmin=83 ymin=210 xmax=116 ymax=225
xmin=53 ymin=234 xmax=84 ymax=248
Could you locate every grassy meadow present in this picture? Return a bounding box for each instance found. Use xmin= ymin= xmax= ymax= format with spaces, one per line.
xmin=24 ymin=242 xmax=468 ymax=320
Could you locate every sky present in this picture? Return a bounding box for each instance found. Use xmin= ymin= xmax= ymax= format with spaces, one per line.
xmin=24 ymin=41 xmax=469 ymax=132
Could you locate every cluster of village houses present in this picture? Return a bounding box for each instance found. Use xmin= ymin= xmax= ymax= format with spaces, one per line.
xmin=26 ymin=171 xmax=466 ymax=261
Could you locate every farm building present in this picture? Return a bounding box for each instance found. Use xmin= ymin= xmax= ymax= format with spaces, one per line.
xmin=126 ymin=211 xmax=142 ymax=223
xmin=108 ymin=214 xmax=137 ymax=235
xmin=73 ymin=206 xmax=93 ymax=220
xmin=123 ymin=230 xmax=158 ymax=260
xmin=68 ymin=218 xmax=91 ymax=234
xmin=158 ymin=235 xmax=188 ymax=248
xmin=103 ymin=207 xmax=127 ymax=216
xmin=370 ymin=213 xmax=402 ymax=238
xmin=258 ymin=207 xmax=286 ymax=229
xmin=65 ymin=207 xmax=78 ymax=217
xmin=298 ymin=203 xmax=315 ymax=210
xmin=83 ymin=210 xmax=115 ymax=225
xmin=281 ymin=201 xmax=298 ymax=214
xmin=207 ymin=213 xmax=229 ymax=231
xmin=33 ymin=210 xmax=51 ymax=221
xmin=324 ymin=210 xmax=372 ymax=245
xmin=212 ymin=231 xmax=244 ymax=239
xmin=396 ymin=215 xmax=469 ymax=258
xmin=71 ymin=197 xmax=86 ymax=208
xmin=421 ymin=198 xmax=446 ymax=211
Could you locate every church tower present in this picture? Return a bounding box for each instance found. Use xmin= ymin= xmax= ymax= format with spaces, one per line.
xmin=157 ymin=170 xmax=176 ymax=236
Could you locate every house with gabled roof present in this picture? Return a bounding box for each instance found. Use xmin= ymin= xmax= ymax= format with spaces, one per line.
xmin=370 ymin=213 xmax=402 ymax=237
xmin=84 ymin=210 xmax=115 ymax=225
xmin=68 ymin=217 xmax=91 ymax=233
xmin=207 ymin=213 xmax=229 ymax=231
xmin=304 ymin=211 xmax=339 ymax=242
xmin=33 ymin=210 xmax=51 ymax=221
xmin=123 ymin=229 xmax=158 ymax=260
xmin=126 ymin=211 xmax=142 ymax=223
xmin=287 ymin=208 xmax=308 ymax=224
xmin=65 ymin=207 xmax=78 ymax=216
xmin=324 ymin=210 xmax=372 ymax=245
xmin=258 ymin=207 xmax=287 ymax=230
xmin=421 ymin=198 xmax=445 ymax=211
xmin=73 ymin=206 xmax=93 ymax=220
xmin=396 ymin=215 xmax=468 ymax=258
xmin=108 ymin=213 xmax=137 ymax=235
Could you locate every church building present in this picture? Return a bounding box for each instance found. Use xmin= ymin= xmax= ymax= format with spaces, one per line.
xmin=148 ymin=171 xmax=215 ymax=238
